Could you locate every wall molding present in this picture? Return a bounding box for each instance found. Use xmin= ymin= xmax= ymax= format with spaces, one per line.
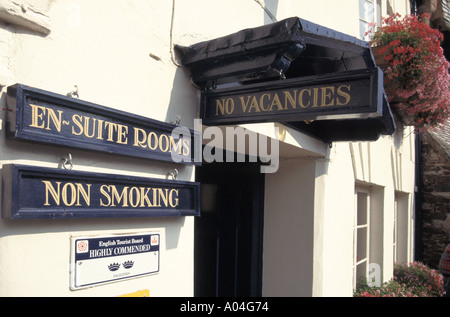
xmin=0 ymin=1 xmax=50 ymax=35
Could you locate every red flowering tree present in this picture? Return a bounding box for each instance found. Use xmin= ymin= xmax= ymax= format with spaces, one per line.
xmin=368 ymin=13 xmax=450 ymax=131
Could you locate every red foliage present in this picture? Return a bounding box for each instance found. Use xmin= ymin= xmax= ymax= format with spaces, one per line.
xmin=367 ymin=13 xmax=450 ymax=131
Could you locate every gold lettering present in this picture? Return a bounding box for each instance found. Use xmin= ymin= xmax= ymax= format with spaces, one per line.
xmin=29 ymin=104 xmax=46 ymax=129
xmin=96 ymin=119 xmax=104 ymax=140
xmin=215 ymin=98 xmax=234 ymax=115
xmin=104 ymin=121 xmax=117 ymax=142
xmin=321 ymin=86 xmax=335 ymax=107
xmin=153 ymin=188 xmax=158 ymax=206
xmin=299 ymin=89 xmax=311 ymax=108
xmin=158 ymin=188 xmax=168 ymax=207
xmin=215 ymin=99 xmax=225 ymax=116
xmin=111 ymin=185 xmax=128 ymax=207
xmin=225 ymin=99 xmax=234 ymax=114
xmin=283 ymin=90 xmax=297 ymax=110
xmin=169 ymin=189 xmax=179 ymax=207
xmin=43 ymin=181 xmax=90 ymax=206
xmin=129 ymin=187 xmax=140 ymax=208
xmin=71 ymin=114 xmax=83 ymax=135
xmin=133 ymin=127 xmax=147 ymax=148
xmin=148 ymin=132 xmax=158 ymax=150
xmin=247 ymin=96 xmax=261 ymax=113
xmin=43 ymin=180 xmax=61 ymax=206
xmin=72 ymin=116 xmax=127 ymax=142
xmin=159 ymin=134 xmax=169 ymax=152
xmin=75 ymin=183 xmax=91 ymax=206
xmin=269 ymin=93 xmax=283 ymax=111
xmin=45 ymin=108 xmax=63 ymax=132
xmin=100 ymin=185 xmax=111 ymax=206
xmin=259 ymin=93 xmax=271 ymax=111
xmin=83 ymin=116 xmax=96 ymax=138
xmin=312 ymin=88 xmax=320 ymax=107
xmin=98 ymin=186 xmax=180 ymax=208
xmin=140 ymin=187 xmax=152 ymax=207
xmin=29 ymin=104 xmax=63 ymax=131
xmin=61 ymin=183 xmax=76 ymax=206
xmin=116 ymin=124 xmax=128 ymax=144
xmin=337 ymin=85 xmax=351 ymax=106
xmin=169 ymin=136 xmax=183 ymax=154
xmin=182 ymin=139 xmax=190 ymax=156
xmin=239 ymin=96 xmax=250 ymax=113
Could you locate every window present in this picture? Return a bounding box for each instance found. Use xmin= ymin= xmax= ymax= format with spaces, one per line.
xmin=353 ymin=188 xmax=370 ymax=288
xmin=393 ymin=196 xmax=398 ymax=261
xmin=353 ymin=185 xmax=385 ymax=288
xmin=359 ymin=0 xmax=381 ymax=40
xmin=394 ymin=192 xmax=410 ymax=263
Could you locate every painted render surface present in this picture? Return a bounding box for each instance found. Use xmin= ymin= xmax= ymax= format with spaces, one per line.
xmin=0 ymin=0 xmax=414 ymax=296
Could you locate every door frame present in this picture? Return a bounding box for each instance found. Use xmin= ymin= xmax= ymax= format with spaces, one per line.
xmin=194 ymin=160 xmax=265 ymax=297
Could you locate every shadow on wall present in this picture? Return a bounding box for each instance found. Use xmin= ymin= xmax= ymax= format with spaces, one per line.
xmin=165 ymin=67 xmax=199 ymax=130
xmin=261 ymin=0 xmax=279 ymax=24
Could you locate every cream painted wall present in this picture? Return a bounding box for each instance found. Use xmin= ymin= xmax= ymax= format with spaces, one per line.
xmin=0 ymin=218 xmax=194 ymax=296
xmin=276 ymin=0 xmax=360 ymax=37
xmin=0 ymin=0 xmax=201 ymax=296
xmin=0 ymin=0 xmax=417 ymax=297
xmin=259 ymin=0 xmax=416 ymax=297
xmin=263 ymin=158 xmax=316 ymax=296
xmin=305 ymin=130 xmax=415 ymax=297
xmin=174 ymin=0 xmax=267 ymax=46
xmin=313 ymin=143 xmax=356 ymax=297
xmin=312 ymin=128 xmax=416 ymax=297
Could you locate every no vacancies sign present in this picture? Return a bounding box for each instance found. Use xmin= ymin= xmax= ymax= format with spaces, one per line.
xmin=1 ymin=164 xmax=200 ymax=219
xmin=5 ymin=84 xmax=199 ymax=164
xmin=201 ymin=68 xmax=384 ymax=125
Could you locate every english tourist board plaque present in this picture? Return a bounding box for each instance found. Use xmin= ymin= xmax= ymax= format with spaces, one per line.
xmin=70 ymin=232 xmax=160 ymax=289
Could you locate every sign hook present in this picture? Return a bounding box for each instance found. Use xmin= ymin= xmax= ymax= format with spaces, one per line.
xmin=171 ymin=115 xmax=181 ymax=126
xmin=61 ymin=153 xmax=74 ymax=170
xmin=167 ymin=168 xmax=178 ymax=180
xmin=66 ymin=85 xmax=79 ymax=99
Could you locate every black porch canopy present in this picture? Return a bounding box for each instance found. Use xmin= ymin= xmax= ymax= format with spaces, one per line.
xmin=175 ymin=17 xmax=396 ymax=142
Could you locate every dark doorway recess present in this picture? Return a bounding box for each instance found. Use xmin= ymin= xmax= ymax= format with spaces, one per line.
xmin=194 ymin=159 xmax=264 ymax=297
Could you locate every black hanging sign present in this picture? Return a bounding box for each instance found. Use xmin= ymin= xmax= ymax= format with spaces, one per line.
xmin=201 ymin=68 xmax=384 ymax=125
xmin=5 ymin=84 xmax=199 ymax=165
xmin=2 ymin=164 xmax=200 ymax=219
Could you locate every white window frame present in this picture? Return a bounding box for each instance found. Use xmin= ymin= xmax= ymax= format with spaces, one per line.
xmin=393 ymin=196 xmax=398 ymax=262
xmin=394 ymin=192 xmax=410 ymax=264
xmin=353 ymin=187 xmax=371 ymax=289
xmin=359 ymin=0 xmax=381 ymax=40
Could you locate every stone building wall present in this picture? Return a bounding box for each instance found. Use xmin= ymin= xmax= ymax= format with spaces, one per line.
xmin=420 ymin=130 xmax=450 ymax=268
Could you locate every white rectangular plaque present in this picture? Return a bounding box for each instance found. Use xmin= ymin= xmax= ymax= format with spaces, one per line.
xmin=70 ymin=232 xmax=160 ymax=290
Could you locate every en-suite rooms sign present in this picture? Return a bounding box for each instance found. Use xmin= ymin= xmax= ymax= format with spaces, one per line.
xmin=5 ymin=84 xmax=199 ymax=164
